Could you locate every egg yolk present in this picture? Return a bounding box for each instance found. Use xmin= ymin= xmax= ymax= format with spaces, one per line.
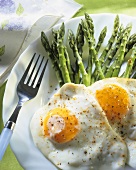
xmin=43 ymin=108 xmax=79 ymax=143
xmin=95 ymin=84 xmax=130 ymax=121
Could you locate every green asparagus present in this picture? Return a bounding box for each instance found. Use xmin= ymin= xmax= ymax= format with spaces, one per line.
xmin=125 ymin=33 xmax=136 ymax=54
xmin=91 ymin=15 xmax=119 ymax=82
xmin=102 ymin=24 xmax=125 ymax=75
xmin=68 ymin=29 xmax=90 ymax=86
xmin=81 ymin=19 xmax=105 ymax=82
xmin=54 ymin=23 xmax=71 ymax=83
xmin=41 ymin=13 xmax=136 ymax=88
xmin=85 ymin=13 xmax=95 ymax=45
xmin=41 ymin=31 xmax=64 ymax=86
xmin=95 ymin=26 xmax=107 ymax=54
xmin=105 ymin=23 xmax=132 ymax=78
xmin=64 ymin=46 xmax=74 ymax=82
xmin=123 ymin=44 xmax=136 ymax=78
xmin=76 ymin=23 xmax=85 ymax=57
xmin=111 ymin=23 xmax=132 ymax=77
xmin=99 ymin=15 xmax=120 ymax=66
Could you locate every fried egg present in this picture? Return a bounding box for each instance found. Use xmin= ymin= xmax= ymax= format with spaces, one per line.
xmin=30 ymin=83 xmax=127 ymax=170
xmin=88 ymin=77 xmax=136 ymax=169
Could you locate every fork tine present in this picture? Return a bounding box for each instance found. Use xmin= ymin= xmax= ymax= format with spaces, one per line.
xmin=31 ymin=56 xmax=44 ymax=86
xmin=0 ymin=54 xmax=48 ymax=161
xmin=21 ymin=53 xmax=36 ymax=82
xmin=27 ymin=54 xmax=40 ymax=84
xmin=35 ymin=59 xmax=48 ymax=88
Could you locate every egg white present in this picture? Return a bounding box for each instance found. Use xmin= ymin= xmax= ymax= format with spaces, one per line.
xmin=88 ymin=77 xmax=136 ymax=169
xmin=30 ymin=83 xmax=127 ymax=170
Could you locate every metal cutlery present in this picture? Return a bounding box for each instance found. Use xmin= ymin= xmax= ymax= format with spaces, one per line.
xmin=0 ymin=53 xmax=48 ymax=160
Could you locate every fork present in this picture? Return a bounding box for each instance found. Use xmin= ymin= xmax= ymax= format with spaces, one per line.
xmin=0 ymin=53 xmax=48 ymax=160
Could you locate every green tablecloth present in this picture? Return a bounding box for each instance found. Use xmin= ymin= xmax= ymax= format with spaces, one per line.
xmin=0 ymin=0 xmax=136 ymax=169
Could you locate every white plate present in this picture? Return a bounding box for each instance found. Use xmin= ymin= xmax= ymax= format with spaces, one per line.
xmin=3 ymin=13 xmax=136 ymax=170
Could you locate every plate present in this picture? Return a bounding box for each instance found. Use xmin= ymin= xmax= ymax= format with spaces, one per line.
xmin=3 ymin=13 xmax=136 ymax=170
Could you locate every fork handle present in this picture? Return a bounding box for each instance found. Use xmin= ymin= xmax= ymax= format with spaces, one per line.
xmin=0 ymin=121 xmax=15 ymax=160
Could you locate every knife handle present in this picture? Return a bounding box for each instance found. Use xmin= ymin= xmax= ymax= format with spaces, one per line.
xmin=0 ymin=121 xmax=15 ymax=160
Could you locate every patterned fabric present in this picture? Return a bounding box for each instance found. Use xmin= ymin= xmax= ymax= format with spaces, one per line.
xmin=0 ymin=0 xmax=59 ymax=30
xmin=0 ymin=0 xmax=82 ymax=85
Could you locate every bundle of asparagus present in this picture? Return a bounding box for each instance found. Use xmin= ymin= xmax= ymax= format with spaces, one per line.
xmin=41 ymin=13 xmax=136 ymax=87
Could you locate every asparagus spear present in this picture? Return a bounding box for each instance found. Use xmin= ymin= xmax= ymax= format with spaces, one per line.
xmin=51 ymin=41 xmax=59 ymax=62
xmin=128 ymin=33 xmax=136 ymax=44
xmin=99 ymin=15 xmax=120 ymax=66
xmin=51 ymin=29 xmax=59 ymax=58
xmin=102 ymin=24 xmax=124 ymax=74
xmin=95 ymin=26 xmax=107 ymax=54
xmin=84 ymin=13 xmax=97 ymax=83
xmin=105 ymin=23 xmax=132 ymax=78
xmin=68 ymin=29 xmax=90 ymax=86
xmin=74 ymin=61 xmax=81 ymax=84
xmin=86 ymin=53 xmax=92 ymax=85
xmin=74 ymin=23 xmax=85 ymax=83
xmin=81 ymin=19 xmax=105 ymax=82
xmin=76 ymin=23 xmax=85 ymax=57
xmin=41 ymin=31 xmax=64 ymax=86
xmin=64 ymin=46 xmax=74 ymax=82
xmin=85 ymin=13 xmax=95 ymax=45
xmin=81 ymin=19 xmax=93 ymax=83
xmin=91 ymin=26 xmax=107 ymax=83
xmin=54 ymin=23 xmax=71 ymax=83
xmin=69 ymin=27 xmax=81 ymax=84
xmin=125 ymin=33 xmax=136 ymax=54
xmin=111 ymin=23 xmax=132 ymax=77
xmin=91 ymin=15 xmax=119 ymax=82
xmin=122 ymin=44 xmax=136 ymax=78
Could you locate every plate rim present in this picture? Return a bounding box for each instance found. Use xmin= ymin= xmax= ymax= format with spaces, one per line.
xmin=2 ymin=13 xmax=136 ymax=169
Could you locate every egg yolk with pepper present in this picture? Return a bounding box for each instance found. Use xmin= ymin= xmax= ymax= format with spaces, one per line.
xmin=43 ymin=108 xmax=79 ymax=143
xmin=95 ymin=84 xmax=130 ymax=121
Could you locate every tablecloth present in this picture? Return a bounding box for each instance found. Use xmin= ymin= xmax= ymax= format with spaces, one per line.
xmin=0 ymin=0 xmax=136 ymax=169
